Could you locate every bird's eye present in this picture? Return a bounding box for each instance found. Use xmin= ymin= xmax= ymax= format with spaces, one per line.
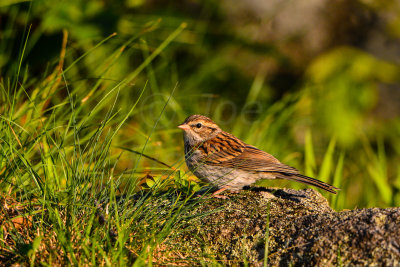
xmin=196 ymin=123 xmax=202 ymax=128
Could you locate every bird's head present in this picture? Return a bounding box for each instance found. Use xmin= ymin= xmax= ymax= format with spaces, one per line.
xmin=178 ymin=114 xmax=222 ymax=145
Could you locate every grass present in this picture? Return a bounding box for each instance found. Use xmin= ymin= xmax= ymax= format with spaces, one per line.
xmin=0 ymin=76 xmax=202 ymax=264
xmin=0 ymin=21 xmax=200 ymax=265
xmin=1 ymin=1 xmax=400 ymax=265
xmin=263 ymin=202 xmax=271 ymax=267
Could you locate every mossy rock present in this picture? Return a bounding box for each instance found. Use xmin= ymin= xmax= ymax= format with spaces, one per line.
xmin=158 ymin=188 xmax=400 ymax=266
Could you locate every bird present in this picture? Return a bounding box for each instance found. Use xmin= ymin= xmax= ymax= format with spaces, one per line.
xmin=178 ymin=114 xmax=339 ymax=198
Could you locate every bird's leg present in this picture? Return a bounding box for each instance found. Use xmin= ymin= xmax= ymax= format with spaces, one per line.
xmin=212 ymin=187 xmax=229 ymax=199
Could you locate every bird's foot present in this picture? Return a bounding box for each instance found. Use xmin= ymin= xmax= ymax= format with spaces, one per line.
xmin=212 ymin=194 xmax=229 ymax=199
xmin=211 ymin=187 xmax=229 ymax=199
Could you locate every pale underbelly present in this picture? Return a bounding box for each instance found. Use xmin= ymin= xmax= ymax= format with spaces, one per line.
xmin=187 ymin=160 xmax=275 ymax=190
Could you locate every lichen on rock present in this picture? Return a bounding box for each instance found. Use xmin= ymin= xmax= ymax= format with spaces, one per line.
xmin=159 ymin=188 xmax=400 ymax=266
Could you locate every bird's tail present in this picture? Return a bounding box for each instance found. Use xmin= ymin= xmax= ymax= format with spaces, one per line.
xmin=277 ymin=173 xmax=339 ymax=194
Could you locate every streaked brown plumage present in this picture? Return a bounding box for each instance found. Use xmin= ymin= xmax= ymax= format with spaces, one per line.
xmin=178 ymin=115 xmax=339 ymax=196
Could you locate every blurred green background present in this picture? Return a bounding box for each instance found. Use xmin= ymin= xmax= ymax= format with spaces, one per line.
xmin=1 ymin=0 xmax=400 ymax=210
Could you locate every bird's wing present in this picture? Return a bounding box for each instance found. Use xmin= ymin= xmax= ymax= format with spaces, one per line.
xmin=197 ymin=132 xmax=246 ymax=164
xmin=199 ymin=134 xmax=339 ymax=193
xmin=200 ymin=133 xmax=298 ymax=173
xmin=227 ymin=145 xmax=299 ymax=173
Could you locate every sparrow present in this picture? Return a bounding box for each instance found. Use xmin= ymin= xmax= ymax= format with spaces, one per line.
xmin=178 ymin=114 xmax=339 ymax=197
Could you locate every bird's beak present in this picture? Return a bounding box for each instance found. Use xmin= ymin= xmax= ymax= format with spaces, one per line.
xmin=178 ymin=123 xmax=190 ymax=131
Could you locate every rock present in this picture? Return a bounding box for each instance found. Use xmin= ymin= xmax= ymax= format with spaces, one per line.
xmin=160 ymin=188 xmax=400 ymax=266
